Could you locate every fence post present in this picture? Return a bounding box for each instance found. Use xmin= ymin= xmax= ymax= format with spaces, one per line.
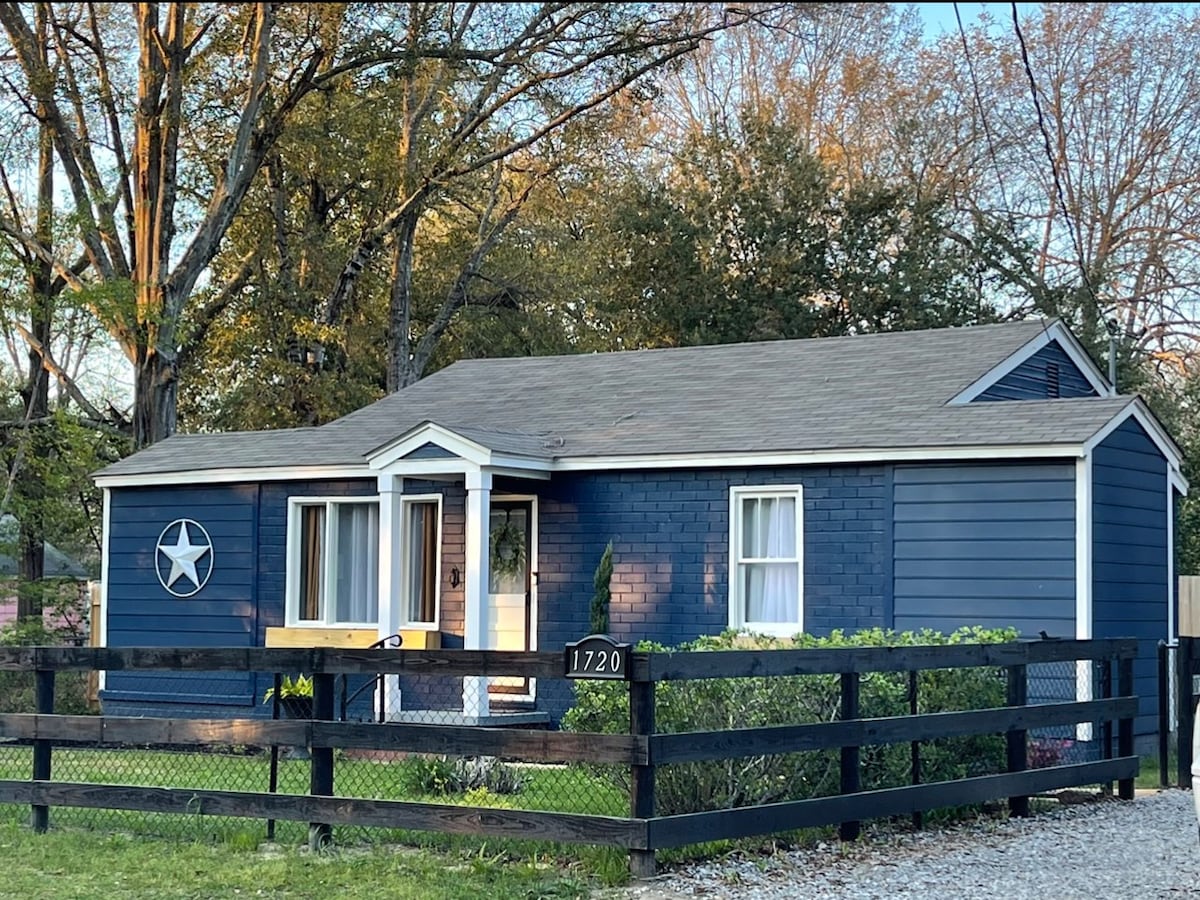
xmin=1117 ymin=653 xmax=1135 ymax=801
xmin=308 ymin=670 xmax=335 ymax=851
xmin=1005 ymin=664 xmax=1029 ymax=818
xmin=908 ymin=670 xmax=922 ymax=830
xmin=1177 ymin=636 xmax=1195 ymax=789
xmin=31 ymin=662 xmax=55 ymax=833
xmin=1099 ymin=658 xmax=1113 ymax=797
xmin=839 ymin=671 xmax=860 ymax=841
xmin=267 ymin=673 xmax=282 ymax=841
xmin=1157 ymin=641 xmax=1170 ymax=790
xmin=628 ymin=675 xmax=656 ymax=879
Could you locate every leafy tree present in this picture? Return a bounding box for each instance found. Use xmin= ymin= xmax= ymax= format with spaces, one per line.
xmin=583 ymin=118 xmax=1000 ymax=349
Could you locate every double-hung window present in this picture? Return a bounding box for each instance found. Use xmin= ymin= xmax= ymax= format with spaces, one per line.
xmin=729 ymin=485 xmax=803 ymax=635
xmin=288 ymin=498 xmax=379 ymax=627
xmin=402 ymin=495 xmax=442 ymax=628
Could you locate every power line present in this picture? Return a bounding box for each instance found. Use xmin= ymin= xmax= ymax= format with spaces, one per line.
xmin=954 ymin=4 xmax=1012 ymax=222
xmin=1009 ymin=3 xmax=1111 ymax=334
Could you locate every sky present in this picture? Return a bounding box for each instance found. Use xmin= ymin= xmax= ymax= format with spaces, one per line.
xmin=910 ymin=3 xmax=1040 ymax=40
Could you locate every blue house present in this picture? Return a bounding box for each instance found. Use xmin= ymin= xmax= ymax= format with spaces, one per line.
xmin=93 ymin=319 xmax=1186 ymax=732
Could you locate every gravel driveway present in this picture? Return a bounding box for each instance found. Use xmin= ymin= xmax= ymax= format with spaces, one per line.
xmin=610 ymin=789 xmax=1200 ymax=899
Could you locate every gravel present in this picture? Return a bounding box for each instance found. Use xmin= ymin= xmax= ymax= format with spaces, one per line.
xmin=611 ymin=790 xmax=1200 ymax=899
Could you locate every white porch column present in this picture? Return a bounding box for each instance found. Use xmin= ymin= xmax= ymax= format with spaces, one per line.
xmin=376 ymin=474 xmax=404 ymax=716
xmin=463 ymin=469 xmax=492 ymax=717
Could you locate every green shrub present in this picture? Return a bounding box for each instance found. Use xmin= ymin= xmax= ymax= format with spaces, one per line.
xmin=562 ymin=627 xmax=1015 ymax=815
xmin=405 ymin=755 xmax=525 ymax=796
xmin=0 ymin=614 xmax=92 ymax=715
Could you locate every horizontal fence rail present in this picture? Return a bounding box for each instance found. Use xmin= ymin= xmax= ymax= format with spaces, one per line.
xmin=0 ymin=639 xmax=1140 ymax=876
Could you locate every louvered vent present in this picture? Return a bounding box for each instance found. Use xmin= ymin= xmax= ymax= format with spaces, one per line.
xmin=1047 ymin=362 xmax=1060 ymax=398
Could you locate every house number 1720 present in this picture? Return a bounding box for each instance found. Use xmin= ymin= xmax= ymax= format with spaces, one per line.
xmin=564 ymin=634 xmax=630 ymax=680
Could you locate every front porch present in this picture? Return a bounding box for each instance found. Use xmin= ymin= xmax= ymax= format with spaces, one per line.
xmin=350 ymin=422 xmax=557 ymax=721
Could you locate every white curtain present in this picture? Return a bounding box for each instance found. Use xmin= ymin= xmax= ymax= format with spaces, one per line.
xmin=334 ymin=503 xmax=379 ymax=623
xmin=744 ymin=496 xmax=798 ymax=624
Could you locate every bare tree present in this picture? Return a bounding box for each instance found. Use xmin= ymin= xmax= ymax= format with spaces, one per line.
xmin=306 ymin=3 xmax=761 ymax=391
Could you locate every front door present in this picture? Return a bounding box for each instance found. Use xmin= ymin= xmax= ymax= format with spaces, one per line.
xmin=487 ymin=498 xmax=535 ymax=699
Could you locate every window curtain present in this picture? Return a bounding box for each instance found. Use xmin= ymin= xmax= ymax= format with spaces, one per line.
xmin=744 ymin=496 xmax=798 ymax=624
xmin=334 ymin=504 xmax=379 ymax=624
xmin=299 ymin=506 xmax=325 ymax=621
xmin=406 ymin=502 xmax=438 ymax=623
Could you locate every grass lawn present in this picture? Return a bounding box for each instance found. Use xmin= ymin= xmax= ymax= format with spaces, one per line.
xmin=0 ymin=821 xmax=596 ymax=899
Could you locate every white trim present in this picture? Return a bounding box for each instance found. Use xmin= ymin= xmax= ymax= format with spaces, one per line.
xmin=463 ymin=470 xmax=492 ymax=718
xmin=1074 ymin=457 xmax=1093 ymax=643
xmin=554 ymin=444 xmax=1084 ymax=472
xmin=370 ymin=422 xmax=494 ymax=467
xmin=98 ymin=488 xmax=111 ymax=693
xmin=1075 ymin=456 xmax=1094 ymax=742
xmin=366 ymin=421 xmax=554 ymax=476
xmin=285 ymin=495 xmax=381 ymax=628
xmin=1081 ymin=397 xmax=1186 ymax=478
xmin=728 ymin=484 xmax=805 ymax=637
xmin=1171 ymin=469 xmax=1189 ymax=497
xmin=949 ymin=320 xmax=1113 ymax=404
xmin=488 ymin=493 xmax=539 ymax=703
xmin=95 ymin=464 xmax=374 ymax=489
xmin=377 ymin=475 xmax=403 ymax=642
xmin=399 ymin=493 xmax=443 ymax=631
xmin=94 ymin=443 xmax=1095 ymax=488
xmin=373 ymin=458 xmax=551 ymax=480
xmin=1169 ymin=474 xmax=1178 ymax=643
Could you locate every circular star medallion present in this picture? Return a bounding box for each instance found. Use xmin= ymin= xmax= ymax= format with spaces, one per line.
xmin=155 ymin=518 xmax=214 ymax=598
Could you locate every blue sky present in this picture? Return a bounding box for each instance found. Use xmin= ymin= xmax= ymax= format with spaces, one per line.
xmin=910 ymin=3 xmax=1039 ymax=39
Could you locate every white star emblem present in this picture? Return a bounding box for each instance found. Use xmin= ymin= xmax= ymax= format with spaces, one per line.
xmin=155 ymin=519 xmax=214 ymax=597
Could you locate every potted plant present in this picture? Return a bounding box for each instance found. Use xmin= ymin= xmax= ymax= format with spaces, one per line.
xmin=263 ymin=674 xmax=313 ymax=719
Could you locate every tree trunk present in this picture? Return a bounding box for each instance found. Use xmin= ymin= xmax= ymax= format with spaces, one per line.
xmin=16 ymin=4 xmax=54 ymax=621
xmin=386 ymin=214 xmax=419 ymax=393
xmin=132 ymin=347 xmax=178 ymax=448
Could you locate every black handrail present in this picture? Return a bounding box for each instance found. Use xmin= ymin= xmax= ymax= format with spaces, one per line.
xmin=337 ymin=633 xmax=404 ymax=722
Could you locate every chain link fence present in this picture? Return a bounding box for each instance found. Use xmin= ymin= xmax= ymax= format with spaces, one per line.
xmin=0 ymin=645 xmax=1134 ymax=849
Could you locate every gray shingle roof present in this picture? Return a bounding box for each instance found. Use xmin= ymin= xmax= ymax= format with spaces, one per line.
xmin=97 ymin=320 xmax=1131 ymax=479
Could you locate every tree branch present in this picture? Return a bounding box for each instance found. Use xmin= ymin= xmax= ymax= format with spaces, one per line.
xmin=11 ymin=321 xmax=107 ymax=422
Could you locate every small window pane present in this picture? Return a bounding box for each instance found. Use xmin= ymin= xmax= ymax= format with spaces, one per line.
xmin=332 ymin=503 xmax=379 ymax=624
xmin=299 ymin=506 xmax=325 ymax=621
xmin=406 ymin=501 xmax=439 ymax=624
xmin=741 ymin=497 xmax=757 ymax=557
xmin=742 ymin=562 xmax=799 ymax=624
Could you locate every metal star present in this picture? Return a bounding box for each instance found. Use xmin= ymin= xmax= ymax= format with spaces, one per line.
xmin=159 ymin=523 xmax=211 ymax=590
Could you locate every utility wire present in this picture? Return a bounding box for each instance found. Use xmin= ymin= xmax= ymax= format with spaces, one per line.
xmin=1010 ymin=3 xmax=1112 ymax=335
xmin=954 ymin=3 xmax=1012 ymax=223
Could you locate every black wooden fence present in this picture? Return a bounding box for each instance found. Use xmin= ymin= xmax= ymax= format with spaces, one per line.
xmin=0 ymin=639 xmax=1137 ymax=876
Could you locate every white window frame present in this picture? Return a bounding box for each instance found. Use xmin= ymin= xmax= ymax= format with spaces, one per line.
xmin=401 ymin=493 xmax=443 ymax=631
xmin=285 ymin=496 xmax=380 ymax=627
xmin=728 ymin=484 xmax=804 ymax=636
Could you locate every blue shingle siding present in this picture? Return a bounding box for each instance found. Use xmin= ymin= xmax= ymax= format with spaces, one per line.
xmin=535 ymin=466 xmax=889 ymax=651
xmin=1092 ymin=418 xmax=1168 ymax=735
xmin=891 ymin=463 xmax=1076 ymax=637
xmin=975 ymin=342 xmax=1099 ymax=401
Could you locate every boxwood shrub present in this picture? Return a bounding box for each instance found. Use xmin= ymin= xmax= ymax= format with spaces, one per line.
xmin=561 ymin=626 xmax=1016 ymax=815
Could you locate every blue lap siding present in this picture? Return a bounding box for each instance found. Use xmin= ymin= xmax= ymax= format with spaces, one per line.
xmin=975 ymin=342 xmax=1099 ymax=401
xmin=104 ymin=479 xmax=376 ymax=717
xmin=891 ymin=462 xmax=1076 ymax=638
xmin=1092 ymin=418 xmax=1168 ymax=735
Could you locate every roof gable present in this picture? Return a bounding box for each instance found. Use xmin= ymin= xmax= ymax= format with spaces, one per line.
xmin=949 ymin=320 xmax=1111 ymax=403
